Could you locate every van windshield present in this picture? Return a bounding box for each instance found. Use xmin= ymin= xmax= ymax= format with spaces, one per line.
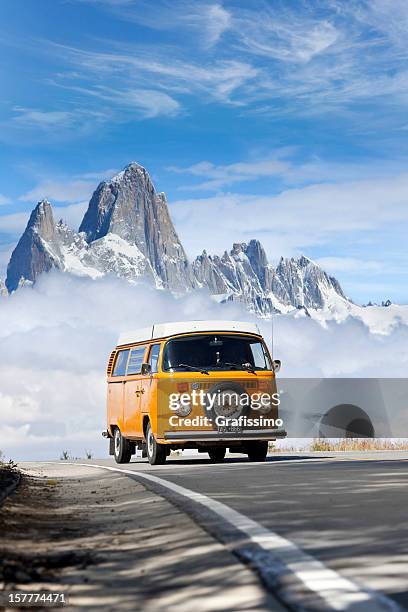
xmin=162 ymin=334 xmax=271 ymax=372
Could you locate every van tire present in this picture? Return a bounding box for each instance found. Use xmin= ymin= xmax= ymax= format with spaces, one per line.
xmin=246 ymin=441 xmax=268 ymax=462
xmin=146 ymin=423 xmax=166 ymax=465
xmin=113 ymin=428 xmax=132 ymax=464
xmin=208 ymin=447 xmax=226 ymax=462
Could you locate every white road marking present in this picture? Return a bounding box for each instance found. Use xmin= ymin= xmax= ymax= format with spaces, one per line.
xmin=68 ymin=462 xmax=399 ymax=611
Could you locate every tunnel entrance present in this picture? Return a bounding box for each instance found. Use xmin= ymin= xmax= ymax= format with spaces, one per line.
xmin=319 ymin=404 xmax=375 ymax=438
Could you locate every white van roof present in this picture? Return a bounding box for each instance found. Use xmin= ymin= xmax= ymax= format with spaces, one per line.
xmin=117 ymin=320 xmax=261 ymax=346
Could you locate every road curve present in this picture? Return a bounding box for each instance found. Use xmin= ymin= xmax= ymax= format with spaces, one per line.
xmin=78 ymin=452 xmax=408 ymax=611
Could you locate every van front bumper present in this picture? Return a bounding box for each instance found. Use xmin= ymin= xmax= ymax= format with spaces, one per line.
xmin=163 ymin=428 xmax=287 ymax=442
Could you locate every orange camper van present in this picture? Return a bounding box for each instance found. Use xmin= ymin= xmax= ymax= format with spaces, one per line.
xmin=103 ymin=320 xmax=286 ymax=465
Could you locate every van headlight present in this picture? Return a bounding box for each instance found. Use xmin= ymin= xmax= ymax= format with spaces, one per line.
xmin=258 ymin=403 xmax=272 ymax=415
xmin=174 ymin=403 xmax=192 ymax=417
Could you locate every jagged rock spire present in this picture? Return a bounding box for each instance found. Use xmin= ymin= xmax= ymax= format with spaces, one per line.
xmin=6 ymin=200 xmax=60 ymax=292
xmin=79 ymin=162 xmax=195 ymax=291
xmin=5 ymin=163 xmax=348 ymax=315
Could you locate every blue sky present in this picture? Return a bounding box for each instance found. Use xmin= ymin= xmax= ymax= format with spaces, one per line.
xmin=1 ymin=0 xmax=408 ymax=303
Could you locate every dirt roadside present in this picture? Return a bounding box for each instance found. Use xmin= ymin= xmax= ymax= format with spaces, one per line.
xmin=0 ymin=463 xmax=284 ymax=612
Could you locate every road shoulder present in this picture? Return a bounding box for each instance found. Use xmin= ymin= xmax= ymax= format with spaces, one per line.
xmin=0 ymin=462 xmax=284 ymax=611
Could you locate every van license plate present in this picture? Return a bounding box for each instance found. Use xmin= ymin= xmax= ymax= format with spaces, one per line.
xmin=217 ymin=425 xmax=243 ymax=434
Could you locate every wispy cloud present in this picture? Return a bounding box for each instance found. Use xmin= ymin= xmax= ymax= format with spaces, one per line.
xmin=12 ymin=107 xmax=76 ymax=128
xmin=235 ymin=3 xmax=341 ymax=64
xmin=5 ymin=0 xmax=408 ymax=141
xmin=0 ymin=243 xmax=15 ymax=277
xmin=1 ymin=106 xmax=110 ymax=143
xmin=0 ymin=212 xmax=31 ymax=235
xmin=19 ymin=179 xmax=94 ymax=204
xmin=82 ymin=0 xmax=232 ymax=48
xmin=19 ymin=168 xmax=117 ymax=204
xmin=0 ymin=201 xmax=88 ymax=239
xmin=79 ymin=0 xmax=408 ymax=112
xmin=168 ymin=153 xmax=408 ymax=191
xmin=170 ymin=172 xmax=408 ymax=262
xmin=0 ymin=194 xmax=11 ymax=206
xmin=168 ymin=158 xmax=291 ymax=190
xmin=48 ymin=40 xmax=258 ymax=105
xmin=53 ymin=82 xmax=181 ymax=118
xmin=315 ymin=257 xmax=386 ymax=274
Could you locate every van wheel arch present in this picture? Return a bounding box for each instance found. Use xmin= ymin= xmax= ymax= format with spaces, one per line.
xmin=143 ymin=416 xmax=150 ymax=439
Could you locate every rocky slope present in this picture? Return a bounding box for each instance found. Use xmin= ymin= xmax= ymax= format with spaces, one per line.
xmin=6 ymin=164 xmax=194 ymax=294
xmin=0 ymin=279 xmax=8 ymax=297
xmin=79 ymin=163 xmax=194 ymax=292
xmin=193 ymin=242 xmax=347 ymax=315
xmin=6 ymin=200 xmax=59 ymax=292
xmin=4 ymin=162 xmax=350 ymax=316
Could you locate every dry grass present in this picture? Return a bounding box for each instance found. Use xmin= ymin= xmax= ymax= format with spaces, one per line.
xmin=269 ymin=439 xmax=408 ymax=452
xmin=0 ymin=450 xmax=17 ymax=470
xmin=310 ymin=439 xmax=408 ymax=451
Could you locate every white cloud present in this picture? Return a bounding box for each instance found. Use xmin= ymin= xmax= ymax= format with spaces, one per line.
xmin=12 ymin=107 xmax=76 ymax=128
xmin=343 ymin=0 xmax=408 ymax=50
xmin=20 ymin=179 xmax=95 ymax=203
xmin=1 ymin=106 xmax=111 ymax=143
xmin=168 ymin=154 xmax=407 ymax=191
xmin=236 ymin=7 xmax=340 ymax=64
xmin=48 ymin=40 xmax=258 ymax=106
xmin=315 ymin=257 xmax=385 ymax=274
xmin=0 ymin=243 xmax=15 ymax=278
xmin=0 ymin=194 xmax=11 ymax=205
xmin=54 ymin=201 xmax=88 ymax=229
xmin=0 ymin=199 xmax=88 ymax=233
xmin=0 ymin=271 xmax=407 ymax=461
xmin=6 ymin=1 xmax=408 ymax=138
xmin=57 ymin=83 xmax=181 ymax=119
xmin=0 ymin=202 xmax=88 ymax=246
xmin=86 ymin=0 xmax=232 ymax=48
xmin=169 ymin=158 xmax=291 ymax=190
xmin=199 ymin=4 xmax=231 ymax=47
xmin=170 ymin=172 xmax=408 ymax=260
xmin=19 ymin=167 xmax=118 ymax=204
xmin=0 ymin=212 xmax=30 ymax=235
xmin=98 ymin=87 xmax=181 ymax=118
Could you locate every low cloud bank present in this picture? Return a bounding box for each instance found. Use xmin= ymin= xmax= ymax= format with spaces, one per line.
xmin=0 ymin=272 xmax=406 ymax=460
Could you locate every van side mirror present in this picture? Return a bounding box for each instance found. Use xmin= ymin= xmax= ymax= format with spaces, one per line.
xmin=141 ymin=362 xmax=152 ymax=375
xmin=272 ymin=359 xmax=281 ymax=373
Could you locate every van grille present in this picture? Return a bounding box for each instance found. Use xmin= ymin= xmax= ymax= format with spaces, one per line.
xmin=107 ymin=351 xmax=117 ymax=377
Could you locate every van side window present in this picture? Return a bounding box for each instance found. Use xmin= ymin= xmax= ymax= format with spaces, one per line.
xmin=149 ymin=344 xmax=161 ymax=373
xmin=112 ymin=349 xmax=130 ymax=376
xmin=127 ymin=346 xmax=146 ymax=375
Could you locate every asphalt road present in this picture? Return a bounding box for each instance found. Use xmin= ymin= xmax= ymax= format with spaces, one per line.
xmin=82 ymin=451 xmax=408 ymax=610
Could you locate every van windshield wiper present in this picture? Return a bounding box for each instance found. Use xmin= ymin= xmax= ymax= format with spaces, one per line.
xmin=176 ymin=363 xmax=210 ymax=375
xmin=223 ymin=362 xmax=257 ymax=373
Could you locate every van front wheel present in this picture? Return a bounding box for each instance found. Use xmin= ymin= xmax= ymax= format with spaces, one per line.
xmin=208 ymin=447 xmax=226 ymax=462
xmin=113 ymin=428 xmax=132 ymax=464
xmin=146 ymin=423 xmax=166 ymax=465
xmin=246 ymin=441 xmax=268 ymax=462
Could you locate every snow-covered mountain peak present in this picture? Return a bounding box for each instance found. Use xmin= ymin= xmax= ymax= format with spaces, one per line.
xmin=108 ymin=162 xmax=150 ymax=187
xmin=7 ymin=164 xmax=195 ymax=293
xmin=5 ymin=162 xmax=356 ymax=319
